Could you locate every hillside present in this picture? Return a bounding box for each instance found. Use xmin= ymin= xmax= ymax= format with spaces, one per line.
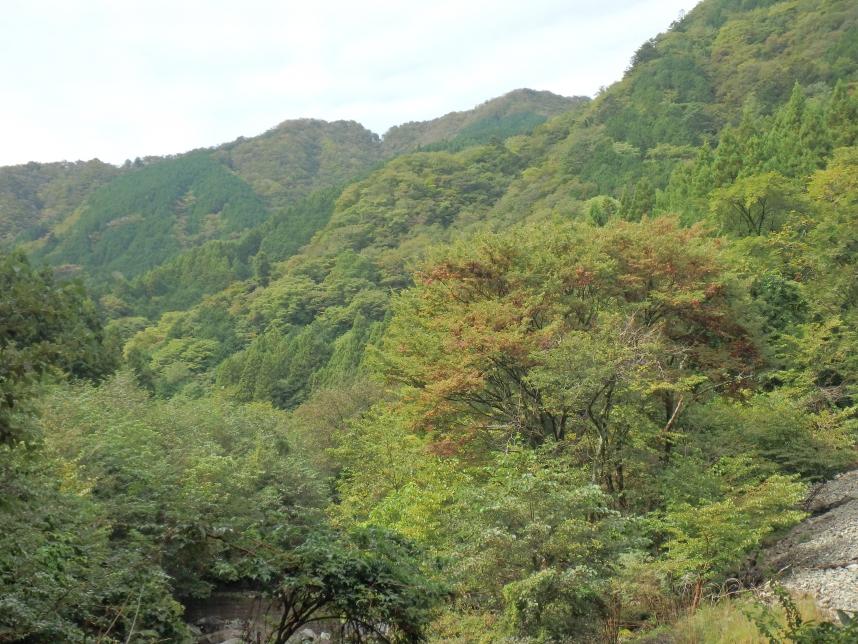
xmin=491 ymin=0 xmax=858 ymax=220
xmin=0 ymin=89 xmax=578 ymax=297
xmin=36 ymin=152 xmax=270 ymax=280
xmin=0 ymin=159 xmax=120 ymax=246
xmin=2 ymin=0 xmax=858 ymax=642
xmin=380 ymin=88 xmax=589 ymax=154
xmin=211 ymin=119 xmax=384 ymax=212
xmin=121 ymin=0 xmax=858 ymax=410
xmin=26 ymin=121 xmax=387 ymax=285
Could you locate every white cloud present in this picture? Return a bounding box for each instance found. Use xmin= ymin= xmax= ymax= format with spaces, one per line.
xmin=0 ymin=0 xmax=696 ymax=165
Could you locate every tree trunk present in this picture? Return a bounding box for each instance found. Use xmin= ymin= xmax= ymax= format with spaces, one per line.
xmin=690 ymin=577 xmax=705 ymax=611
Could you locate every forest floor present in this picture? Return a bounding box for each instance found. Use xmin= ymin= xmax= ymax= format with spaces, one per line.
xmin=764 ymin=470 xmax=858 ymax=613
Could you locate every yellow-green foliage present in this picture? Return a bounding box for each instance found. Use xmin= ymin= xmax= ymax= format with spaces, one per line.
xmin=0 ymin=159 xmax=119 ymax=246
xmin=665 ymin=595 xmax=828 ymax=644
xmin=4 ymin=0 xmax=858 ymax=641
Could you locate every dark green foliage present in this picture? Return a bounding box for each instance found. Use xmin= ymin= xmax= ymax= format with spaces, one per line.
xmin=751 ymin=271 xmax=808 ymax=333
xmin=120 ymin=238 xmax=257 ymax=318
xmin=254 ymin=250 xmax=271 ymax=287
xmin=108 ymin=187 xmax=339 ymax=319
xmin=619 ymin=177 xmax=656 ymax=220
xmin=2 ymin=1 xmax=858 ymax=640
xmin=0 ymin=251 xmax=114 ymax=444
xmin=38 ymin=153 xmax=270 ymax=283
xmin=257 ymin=186 xmax=341 ymax=260
xmin=0 ymin=446 xmax=187 ymax=642
xmin=258 ymin=526 xmax=446 ymax=643
xmin=827 ymin=80 xmax=858 ymax=147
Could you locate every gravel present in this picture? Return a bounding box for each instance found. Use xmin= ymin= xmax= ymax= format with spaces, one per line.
xmin=763 ymin=470 xmax=858 ymax=613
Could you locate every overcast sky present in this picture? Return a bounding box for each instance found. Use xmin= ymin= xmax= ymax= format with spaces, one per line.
xmin=1 ymin=0 xmax=697 ymax=166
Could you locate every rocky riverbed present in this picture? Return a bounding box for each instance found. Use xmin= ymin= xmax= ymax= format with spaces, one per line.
xmin=763 ymin=470 xmax=858 ymax=613
xmin=185 ymin=592 xmax=335 ymax=643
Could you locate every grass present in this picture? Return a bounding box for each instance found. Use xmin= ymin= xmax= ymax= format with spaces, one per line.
xmin=665 ymin=594 xmax=829 ymax=644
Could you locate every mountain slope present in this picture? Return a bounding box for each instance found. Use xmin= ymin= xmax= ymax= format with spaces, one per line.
xmin=0 ymin=160 xmax=120 ymax=246
xmin=5 ymin=90 xmax=577 ymax=294
xmin=381 ymin=88 xmax=588 ymax=154
xmin=490 ymin=0 xmax=858 ymax=222
xmin=211 ymin=119 xmax=384 ymax=212
xmin=120 ymin=0 xmax=858 ymax=412
xmin=36 ymin=152 xmax=270 ymax=281
xmin=29 ymin=120 xmax=388 ymax=284
xmin=5 ymin=1 xmax=858 ymax=641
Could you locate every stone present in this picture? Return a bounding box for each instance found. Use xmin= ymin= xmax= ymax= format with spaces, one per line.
xmin=763 ymin=470 xmax=858 ymax=613
xmin=200 ymin=629 xmax=243 ymax=644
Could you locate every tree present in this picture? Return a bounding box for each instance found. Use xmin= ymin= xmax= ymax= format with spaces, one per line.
xmin=245 ymin=527 xmax=446 ymax=644
xmin=452 ymin=449 xmax=633 ymax=642
xmin=0 ymin=259 xmax=183 ymax=642
xmin=657 ymin=463 xmax=804 ymax=609
xmin=619 ymin=177 xmax=655 ymax=221
xmin=0 ymin=251 xmax=114 ymax=444
xmin=709 ymin=172 xmax=803 ymax=236
xmin=377 ymin=218 xmax=758 ymax=499
xmin=0 ymin=449 xmax=187 ymax=642
xmin=254 ymin=250 xmax=272 ymax=287
xmin=827 ymin=80 xmax=858 ymax=148
xmin=585 ymin=195 xmax=621 ymax=226
xmin=38 ymin=373 xmax=323 ymax=601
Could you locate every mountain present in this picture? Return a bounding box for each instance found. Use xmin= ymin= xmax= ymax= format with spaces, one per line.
xmin=11 ymin=0 xmax=855 ymax=423
xmin=36 ymin=152 xmax=270 ymax=281
xmin=4 ymin=0 xmax=858 ymax=641
xmin=0 ymin=90 xmax=578 ymax=292
xmin=0 ymin=159 xmax=119 ymax=246
xmin=211 ymin=118 xmax=384 ymax=212
xmin=27 ymin=121 xmax=387 ymax=284
xmin=119 ymin=0 xmax=858 ymax=408
xmin=491 ymin=0 xmax=858 ymax=219
xmin=380 ymin=88 xmax=589 ymax=154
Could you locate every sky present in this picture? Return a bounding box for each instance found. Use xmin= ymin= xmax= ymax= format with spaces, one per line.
xmin=1 ymin=0 xmax=698 ymax=166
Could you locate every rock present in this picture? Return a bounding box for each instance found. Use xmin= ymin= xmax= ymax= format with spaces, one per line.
xmin=200 ymin=629 xmax=243 ymax=644
xmin=195 ymin=616 xmax=223 ymax=633
xmin=805 ymin=470 xmax=858 ymax=514
xmin=763 ymin=470 xmax=858 ymax=613
xmin=300 ymin=628 xmax=317 ymax=641
xmin=185 ymin=591 xmax=273 ymax=642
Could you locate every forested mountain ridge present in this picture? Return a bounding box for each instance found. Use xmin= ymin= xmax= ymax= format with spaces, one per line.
xmin=490 ymin=0 xmax=858 ymax=221
xmin=119 ymin=0 xmax=858 ymax=411
xmin=380 ymin=88 xmax=590 ymax=154
xmin=212 ymin=118 xmax=384 ymax=212
xmin=0 ymin=89 xmax=578 ymax=301
xmin=0 ymin=159 xmax=120 ymax=246
xmin=3 ymin=0 xmax=858 ymax=641
xmin=26 ymin=121 xmax=383 ymax=285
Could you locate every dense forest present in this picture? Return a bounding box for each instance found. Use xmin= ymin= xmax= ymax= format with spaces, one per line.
xmin=2 ymin=0 xmax=858 ymax=642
